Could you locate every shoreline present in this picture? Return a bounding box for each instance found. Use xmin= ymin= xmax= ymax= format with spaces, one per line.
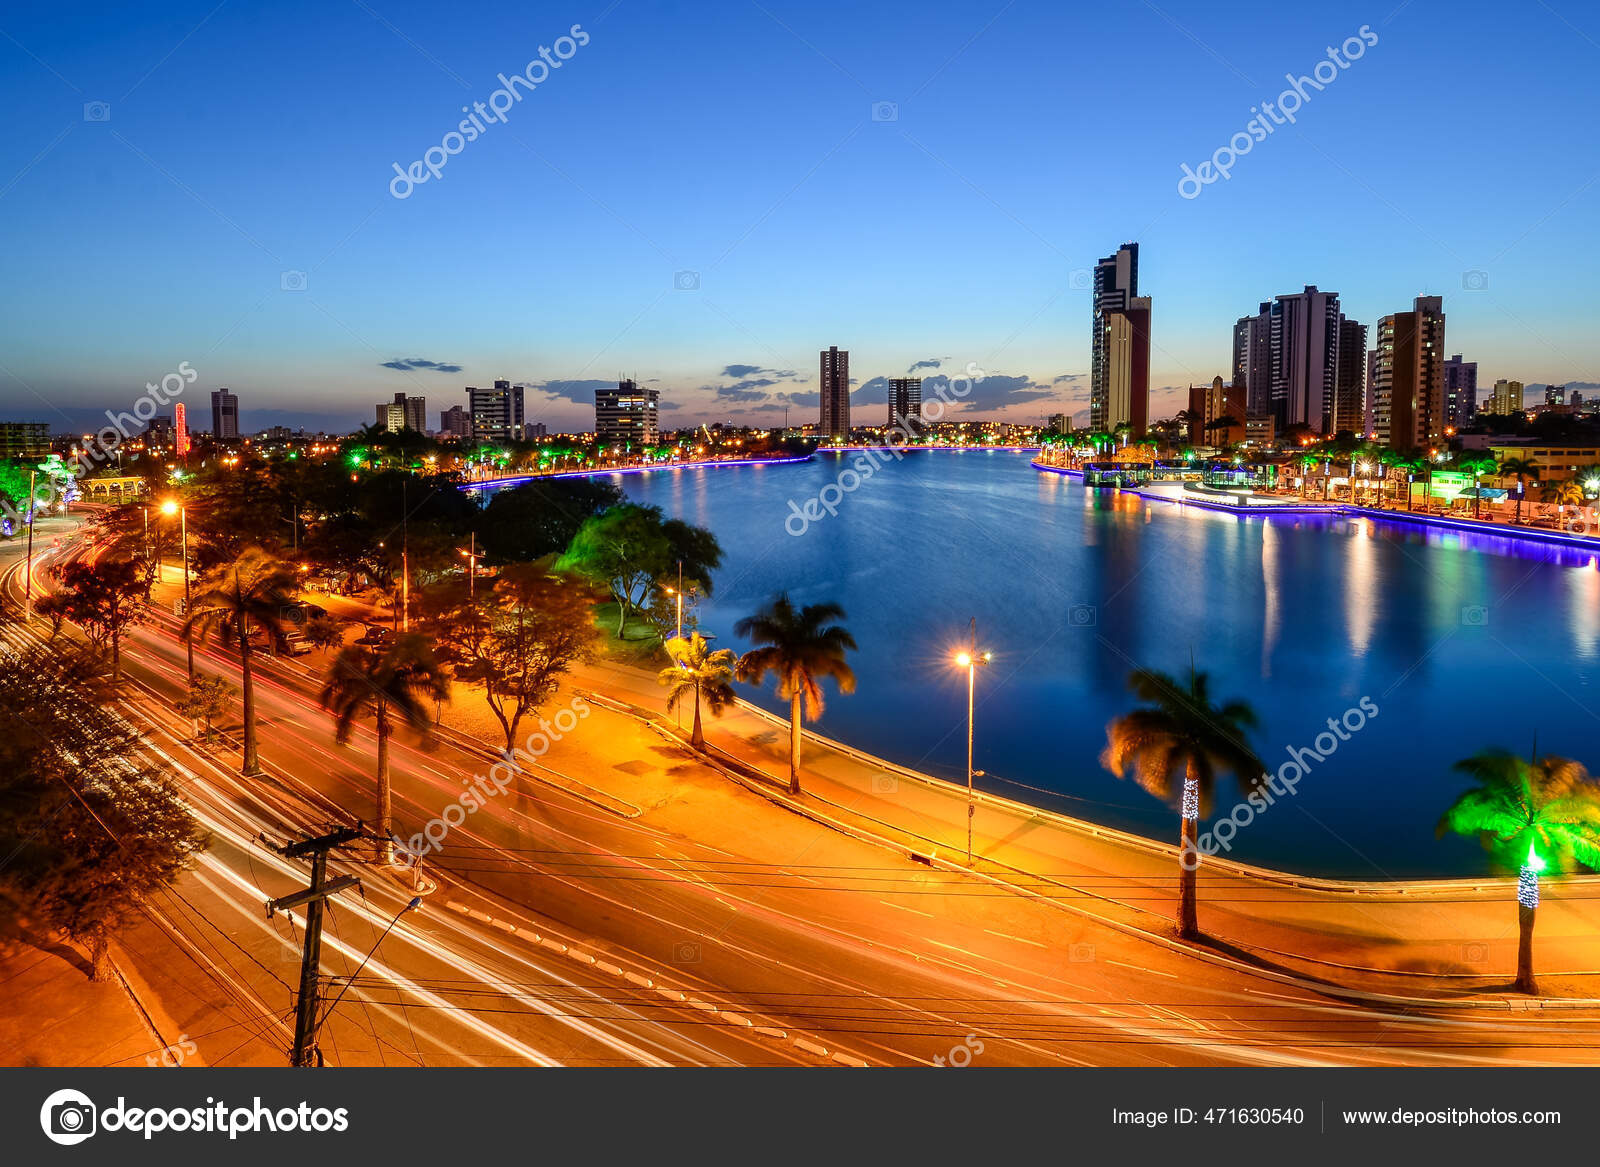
xmin=461 ymin=453 xmax=814 ymax=490
xmin=1033 ymin=459 xmax=1600 ymax=554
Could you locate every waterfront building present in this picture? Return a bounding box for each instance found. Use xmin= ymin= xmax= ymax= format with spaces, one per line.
xmin=439 ymin=405 xmax=471 ymax=438
xmin=1371 ymin=296 xmax=1446 ymax=450
xmin=468 ymin=380 xmax=525 ymax=442
xmin=1443 ymin=354 xmax=1478 ymax=430
xmin=1232 ymin=303 xmax=1272 ymax=419
xmin=1090 ymin=244 xmax=1151 ymax=436
xmin=1267 ymin=286 xmax=1342 ymax=434
xmin=1187 ymin=377 xmax=1243 ymax=446
xmin=888 ymin=378 xmax=922 ymax=431
xmin=819 ymin=346 xmax=850 ymax=440
xmin=595 ymin=379 xmax=659 ymax=447
xmin=211 ymin=388 xmax=239 ymax=441
xmin=1332 ymin=316 xmax=1368 ymax=436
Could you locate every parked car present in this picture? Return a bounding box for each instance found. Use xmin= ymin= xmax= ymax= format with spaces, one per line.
xmin=356 ymin=624 xmax=394 ymax=648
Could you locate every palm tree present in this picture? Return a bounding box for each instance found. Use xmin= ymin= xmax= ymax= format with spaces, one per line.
xmin=1101 ymin=668 xmax=1266 ymax=939
xmin=658 ymin=633 xmax=737 ymax=751
xmin=319 ymin=633 xmax=451 ymax=860
xmin=734 ymin=594 xmax=857 ymax=795
xmin=182 ymin=547 xmax=297 ymax=775
xmin=1438 ymin=750 xmax=1600 ymax=994
xmin=1497 ymin=456 xmax=1540 ymax=523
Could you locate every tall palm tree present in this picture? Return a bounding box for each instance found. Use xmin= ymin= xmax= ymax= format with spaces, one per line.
xmin=182 ymin=547 xmax=297 ymax=775
xmin=734 ymin=594 xmax=857 ymax=795
xmin=658 ymin=633 xmax=737 ymax=751
xmin=1497 ymin=455 xmax=1540 ymax=524
xmin=319 ymin=633 xmax=451 ymax=860
xmin=1438 ymin=750 xmax=1600 ymax=994
xmin=1101 ymin=668 xmax=1266 ymax=939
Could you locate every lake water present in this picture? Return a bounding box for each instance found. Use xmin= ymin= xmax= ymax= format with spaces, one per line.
xmin=612 ymin=449 xmax=1600 ymax=878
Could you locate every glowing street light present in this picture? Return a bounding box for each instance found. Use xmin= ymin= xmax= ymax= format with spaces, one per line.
xmin=953 ymin=619 xmax=993 ymax=866
xmin=161 ymin=498 xmax=194 ymax=683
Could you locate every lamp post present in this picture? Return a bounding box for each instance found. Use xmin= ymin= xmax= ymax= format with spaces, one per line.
xmin=23 ymin=469 xmax=36 ymax=621
xmin=458 ymin=532 xmax=479 ymax=603
xmin=954 ymin=618 xmax=992 ymax=866
xmin=161 ymin=500 xmax=193 ymax=684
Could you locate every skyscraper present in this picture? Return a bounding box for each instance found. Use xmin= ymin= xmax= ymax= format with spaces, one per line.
xmin=1186 ymin=377 xmax=1243 ymax=445
xmin=174 ymin=402 xmax=189 ymax=456
xmin=1231 ymin=304 xmax=1272 ymax=419
xmin=467 ymin=380 xmax=524 ymax=442
xmin=819 ymin=347 xmax=850 ymax=440
xmin=1371 ymin=296 xmax=1446 ymax=449
xmin=887 ymin=377 xmax=922 ymax=431
xmin=1090 ymin=244 xmax=1150 ymax=435
xmin=595 ymin=379 xmax=660 ymax=446
xmin=1331 ymin=316 xmax=1368 ymax=436
xmin=439 ymin=405 xmax=471 ymax=438
xmin=376 ymin=392 xmax=426 ymax=433
xmin=1490 ymin=379 xmax=1524 ymax=415
xmin=1267 ymin=286 xmax=1341 ymax=433
xmin=210 ymin=388 xmax=239 ymax=440
xmin=1443 ymin=355 xmax=1478 ymax=429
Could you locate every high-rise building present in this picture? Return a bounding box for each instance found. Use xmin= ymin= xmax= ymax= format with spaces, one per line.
xmin=887 ymin=378 xmax=922 ymax=431
xmin=595 ymin=379 xmax=660 ymax=447
xmin=174 ymin=403 xmax=190 ymax=456
xmin=1371 ymin=296 xmax=1446 ymax=449
xmin=377 ymin=392 xmax=427 ymax=433
xmin=439 ymin=405 xmax=471 ymax=438
xmin=1103 ymin=297 xmax=1152 ymax=437
xmin=819 ymin=347 xmax=850 ymax=440
xmin=1266 ymin=286 xmax=1341 ymax=434
xmin=211 ymin=388 xmax=239 ymax=440
xmin=1545 ymin=384 xmax=1567 ymax=407
xmin=1442 ymin=355 xmax=1478 ymax=429
xmin=1490 ymin=379 xmax=1524 ymax=415
xmin=1231 ymin=304 xmax=1272 ymax=419
xmin=1331 ymin=316 xmax=1368 ymax=436
xmin=467 ymin=380 xmax=524 ymax=442
xmin=1090 ymin=244 xmax=1151 ymax=435
xmin=1046 ymin=412 xmax=1069 ymax=432
xmin=1186 ymin=377 xmax=1243 ymax=445
xmin=1364 ymin=349 xmax=1379 ymax=436
xmin=0 ymin=421 xmax=50 ymax=459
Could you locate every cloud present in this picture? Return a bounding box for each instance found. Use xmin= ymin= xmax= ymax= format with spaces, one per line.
xmin=1053 ymin=372 xmax=1085 ymax=383
xmin=924 ymin=371 xmax=1055 ymax=412
xmin=720 ymin=363 xmax=798 ymax=380
xmin=529 ymin=379 xmax=616 ymax=404
xmin=907 ymin=357 xmax=948 ymax=372
xmin=381 ymin=357 xmax=463 ymax=373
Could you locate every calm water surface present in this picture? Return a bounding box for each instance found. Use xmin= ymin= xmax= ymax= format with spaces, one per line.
xmin=609 ymin=450 xmax=1600 ymax=878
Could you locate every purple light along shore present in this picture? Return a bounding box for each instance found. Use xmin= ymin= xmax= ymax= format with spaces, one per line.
xmin=460 ymin=454 xmax=814 ymax=491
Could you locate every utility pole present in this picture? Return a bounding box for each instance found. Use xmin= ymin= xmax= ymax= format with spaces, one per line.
xmin=268 ymin=825 xmax=363 ymax=1068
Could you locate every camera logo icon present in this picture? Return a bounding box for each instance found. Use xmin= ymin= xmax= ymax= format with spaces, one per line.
xmin=871 ymin=101 xmax=898 ymax=122
xmin=1461 ymin=270 xmax=1489 ymax=291
xmin=40 ymin=1088 xmax=97 ymax=1146
xmin=1461 ymin=605 xmax=1489 ymax=627
xmin=1068 ymin=603 xmax=1097 ymax=627
xmin=871 ymin=775 xmax=899 ymax=795
xmin=1068 ymin=942 xmax=1096 ymax=963
xmin=1462 ymin=942 xmax=1489 ymax=964
xmin=672 ymin=940 xmax=701 ymax=963
xmin=673 ymin=270 xmax=700 ymax=291
xmin=280 ymin=270 xmax=308 ymax=292
xmin=83 ymin=101 xmax=111 ymax=122
xmin=1068 ymin=267 xmax=1091 ymax=291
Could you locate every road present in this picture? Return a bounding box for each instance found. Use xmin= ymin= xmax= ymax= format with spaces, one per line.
xmin=6 ymin=512 xmax=1600 ymax=1067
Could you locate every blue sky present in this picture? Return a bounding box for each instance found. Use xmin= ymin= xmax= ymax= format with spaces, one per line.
xmin=1 ymin=0 xmax=1597 ymax=433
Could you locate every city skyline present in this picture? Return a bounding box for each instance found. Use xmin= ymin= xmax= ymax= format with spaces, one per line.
xmin=1 ymin=2 xmax=1596 ymax=433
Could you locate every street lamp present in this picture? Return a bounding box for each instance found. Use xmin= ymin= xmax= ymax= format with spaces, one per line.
xmin=161 ymin=499 xmax=194 ymax=684
xmin=953 ymin=619 xmax=992 ymax=866
xmin=457 ymin=532 xmax=480 ymax=603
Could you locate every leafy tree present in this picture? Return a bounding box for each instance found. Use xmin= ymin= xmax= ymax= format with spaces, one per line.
xmin=426 ymin=559 xmax=601 ymax=755
xmin=734 ymin=594 xmax=857 ymax=795
xmin=0 ymin=642 xmax=206 ymax=980
xmin=320 ymin=634 xmax=450 ymax=860
xmin=303 ymin=613 xmax=346 ymax=651
xmin=558 ymin=504 xmax=721 ymax=637
xmin=1497 ymin=456 xmax=1540 ymax=523
xmin=1100 ymin=668 xmax=1265 ymax=940
xmin=643 ymin=578 xmax=702 ymax=645
xmin=658 ymin=634 xmax=736 ymax=750
xmin=479 ymin=478 xmax=624 ymax=565
xmin=182 ymin=547 xmax=297 ymax=775
xmin=1438 ymin=751 xmax=1600 ymax=994
xmin=50 ymin=557 xmax=147 ymax=679
xmin=175 ymin=674 xmax=234 ymax=743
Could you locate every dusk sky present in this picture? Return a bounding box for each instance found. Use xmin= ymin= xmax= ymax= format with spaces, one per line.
xmin=2 ymin=0 xmax=1597 ymax=434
